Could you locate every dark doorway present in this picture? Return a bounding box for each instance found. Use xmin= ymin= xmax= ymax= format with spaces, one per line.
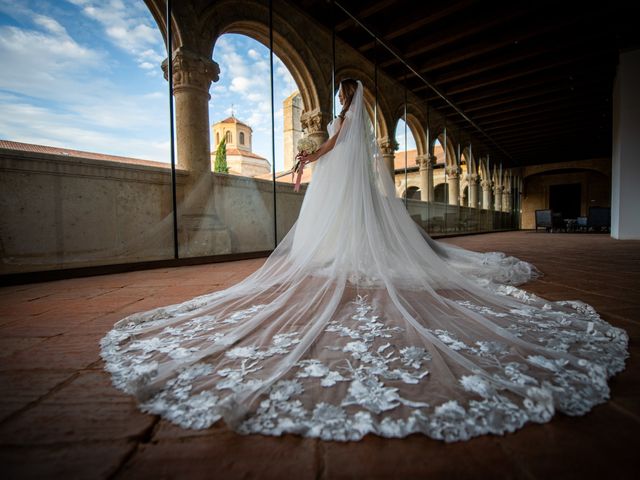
xmin=549 ymin=183 xmax=581 ymax=218
xmin=434 ymin=183 xmax=448 ymax=203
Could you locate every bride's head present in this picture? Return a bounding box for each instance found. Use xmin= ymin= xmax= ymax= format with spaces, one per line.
xmin=337 ymin=78 xmax=358 ymax=119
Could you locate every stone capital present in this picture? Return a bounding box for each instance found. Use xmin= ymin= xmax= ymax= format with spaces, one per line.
xmin=446 ymin=165 xmax=461 ymax=178
xmin=493 ymin=184 xmax=504 ymax=194
xmin=469 ymin=173 xmax=480 ymax=183
xmin=300 ymin=109 xmax=326 ymax=135
xmin=378 ymin=137 xmax=398 ymax=156
xmin=480 ymin=179 xmax=493 ymax=191
xmin=162 ymin=47 xmax=220 ymax=95
xmin=416 ymin=153 xmax=435 ymax=169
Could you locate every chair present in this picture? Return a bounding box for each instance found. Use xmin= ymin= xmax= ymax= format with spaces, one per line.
xmin=535 ymin=209 xmax=552 ymax=231
xmin=587 ymin=206 xmax=611 ymax=232
xmin=535 ymin=209 xmax=564 ymax=232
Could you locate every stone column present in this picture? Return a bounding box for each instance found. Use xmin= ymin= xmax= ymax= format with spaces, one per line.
xmin=493 ymin=185 xmax=504 ymax=212
xmin=162 ymin=47 xmax=220 ymax=178
xmin=502 ymin=189 xmax=512 ymax=212
xmin=416 ymin=153 xmax=435 ymax=201
xmin=481 ymin=179 xmax=493 ymax=210
xmin=300 ymin=108 xmax=329 ymax=155
xmin=162 ymin=48 xmax=232 ymax=257
xmin=446 ymin=165 xmax=461 ymax=206
xmin=468 ymin=173 xmax=480 ymax=208
xmin=379 ymin=138 xmax=398 ymax=181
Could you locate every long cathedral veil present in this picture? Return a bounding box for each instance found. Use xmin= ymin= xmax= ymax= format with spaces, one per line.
xmin=101 ymin=80 xmax=628 ymax=441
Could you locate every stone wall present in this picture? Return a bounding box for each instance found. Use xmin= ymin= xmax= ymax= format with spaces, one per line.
xmin=0 ymin=149 xmax=305 ymax=274
xmin=521 ymin=158 xmax=611 ymax=229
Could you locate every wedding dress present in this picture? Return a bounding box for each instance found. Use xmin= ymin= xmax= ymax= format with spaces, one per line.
xmin=100 ymin=81 xmax=628 ymax=442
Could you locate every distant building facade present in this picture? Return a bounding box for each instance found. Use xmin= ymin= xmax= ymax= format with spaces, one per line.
xmin=211 ymin=115 xmax=271 ymax=177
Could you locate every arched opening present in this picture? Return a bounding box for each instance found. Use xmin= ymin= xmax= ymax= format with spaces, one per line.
xmin=433 ymin=138 xmax=445 ymax=165
xmin=404 ymin=186 xmax=421 ymax=200
xmin=225 ymin=131 xmax=232 ymax=144
xmin=212 ymin=32 xmax=314 ymax=176
xmin=434 ymin=183 xmax=448 ymax=203
xmin=394 ymin=117 xmax=418 ymax=167
xmin=395 ymin=118 xmax=418 ymax=152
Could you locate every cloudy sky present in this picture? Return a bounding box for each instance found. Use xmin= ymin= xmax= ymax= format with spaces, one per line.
xmin=0 ymin=0 xmax=414 ymax=172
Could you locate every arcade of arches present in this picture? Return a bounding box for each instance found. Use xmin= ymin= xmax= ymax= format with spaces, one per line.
xmin=0 ymin=0 xmax=638 ymax=277
xmin=144 ymin=0 xmax=638 ymax=241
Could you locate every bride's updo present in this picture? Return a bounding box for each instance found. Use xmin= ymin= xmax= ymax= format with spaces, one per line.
xmin=337 ymin=78 xmax=358 ymax=120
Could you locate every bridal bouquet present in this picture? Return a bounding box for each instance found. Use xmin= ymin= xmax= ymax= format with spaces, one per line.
xmin=291 ymin=136 xmax=318 ymax=192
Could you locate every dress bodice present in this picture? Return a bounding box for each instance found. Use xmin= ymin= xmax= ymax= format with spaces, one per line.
xmin=327 ymin=116 xmax=342 ymax=137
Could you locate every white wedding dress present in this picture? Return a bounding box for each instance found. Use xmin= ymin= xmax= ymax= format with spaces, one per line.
xmin=101 ymin=81 xmax=628 ymax=442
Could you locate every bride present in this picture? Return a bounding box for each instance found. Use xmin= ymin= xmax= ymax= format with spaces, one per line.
xmin=100 ymin=79 xmax=628 ymax=442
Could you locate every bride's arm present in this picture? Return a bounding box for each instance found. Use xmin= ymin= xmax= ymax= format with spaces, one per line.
xmin=303 ymin=117 xmax=344 ymax=163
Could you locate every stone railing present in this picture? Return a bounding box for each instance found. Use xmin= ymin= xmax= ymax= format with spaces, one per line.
xmin=0 ymin=150 xmax=513 ymax=275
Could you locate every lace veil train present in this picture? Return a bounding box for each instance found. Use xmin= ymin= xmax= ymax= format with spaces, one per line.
xmin=100 ymin=80 xmax=628 ymax=442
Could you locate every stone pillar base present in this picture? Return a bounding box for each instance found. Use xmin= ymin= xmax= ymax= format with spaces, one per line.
xmin=179 ymin=213 xmax=232 ymax=257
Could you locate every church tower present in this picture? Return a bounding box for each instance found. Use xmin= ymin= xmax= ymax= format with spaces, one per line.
xmin=211 ymin=114 xmax=271 ymax=177
xmin=283 ymin=91 xmax=303 ymax=173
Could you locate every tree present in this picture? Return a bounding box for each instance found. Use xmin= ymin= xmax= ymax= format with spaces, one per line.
xmin=214 ymin=137 xmax=229 ymax=173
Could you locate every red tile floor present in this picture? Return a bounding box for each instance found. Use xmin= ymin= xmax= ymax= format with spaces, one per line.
xmin=0 ymin=231 xmax=638 ymax=479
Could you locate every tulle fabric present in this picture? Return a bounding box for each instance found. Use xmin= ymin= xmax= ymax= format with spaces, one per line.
xmin=100 ymin=81 xmax=628 ymax=442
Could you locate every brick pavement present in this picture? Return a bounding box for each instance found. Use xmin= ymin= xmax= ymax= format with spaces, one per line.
xmin=1 ymin=231 xmax=638 ymax=479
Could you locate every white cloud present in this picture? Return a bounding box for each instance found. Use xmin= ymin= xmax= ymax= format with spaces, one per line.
xmin=0 ymin=22 xmax=103 ymax=102
xmin=0 ymin=3 xmax=170 ymax=161
xmin=0 ymin=97 xmax=170 ymax=161
xmin=66 ymin=0 xmax=165 ymax=73
xmin=32 ymin=14 xmax=67 ymax=36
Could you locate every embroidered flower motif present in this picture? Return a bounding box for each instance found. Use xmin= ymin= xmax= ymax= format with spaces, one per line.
xmin=100 ymin=289 xmax=629 ymax=442
xmin=400 ymin=346 xmax=431 ymax=369
xmin=342 ymin=376 xmax=401 ymax=414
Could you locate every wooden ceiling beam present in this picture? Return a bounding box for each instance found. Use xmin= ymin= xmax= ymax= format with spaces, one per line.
xmin=442 ymin=51 xmax=609 ymax=97
xmin=476 ymin=102 xmax=607 ymax=128
xmin=431 ymin=36 xmax=610 ymax=87
xmin=494 ymin=121 xmax=603 ymax=144
xmin=380 ymin=14 xmax=577 ymax=70
xmin=459 ymin=79 xmax=607 ymax=113
xmin=484 ymin=108 xmax=608 ymax=133
xmin=460 ymin=90 xmax=606 ymax=122
xmin=359 ymin=0 xmax=508 ymax=54
xmin=499 ymin=127 xmax=606 ymax=149
xmin=335 ymin=0 xmax=398 ymax=32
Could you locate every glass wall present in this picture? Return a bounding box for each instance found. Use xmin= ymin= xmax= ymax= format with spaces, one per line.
xmin=0 ymin=1 xmax=518 ymax=276
xmin=0 ymin=0 xmax=174 ymax=274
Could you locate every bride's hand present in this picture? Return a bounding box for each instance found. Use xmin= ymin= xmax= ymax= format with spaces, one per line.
xmin=303 ymin=151 xmax=318 ymax=164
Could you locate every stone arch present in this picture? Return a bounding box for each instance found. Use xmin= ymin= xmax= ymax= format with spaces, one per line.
xmin=143 ymin=0 xmax=185 ymax=52
xmin=201 ymin=1 xmax=326 ymax=116
xmin=215 ymin=25 xmax=320 ymax=115
xmin=431 ymin=128 xmax=457 ymax=167
xmin=523 ymin=158 xmax=611 ymax=179
xmin=391 ymin=104 xmax=427 ymax=157
xmin=478 ymin=157 xmax=492 ymax=182
xmin=461 ymin=185 xmax=469 ymax=206
xmin=403 ymin=186 xmax=421 ymax=200
xmin=434 ymin=183 xmax=448 ymax=203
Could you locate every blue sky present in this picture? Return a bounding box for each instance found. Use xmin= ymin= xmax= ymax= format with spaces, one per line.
xmin=0 ymin=0 xmax=414 ymax=172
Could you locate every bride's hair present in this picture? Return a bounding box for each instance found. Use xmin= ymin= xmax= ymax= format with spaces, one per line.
xmin=337 ymin=78 xmax=358 ymax=119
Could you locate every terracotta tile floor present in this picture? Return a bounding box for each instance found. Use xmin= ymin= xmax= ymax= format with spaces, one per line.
xmin=1 ymin=231 xmax=638 ymax=479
